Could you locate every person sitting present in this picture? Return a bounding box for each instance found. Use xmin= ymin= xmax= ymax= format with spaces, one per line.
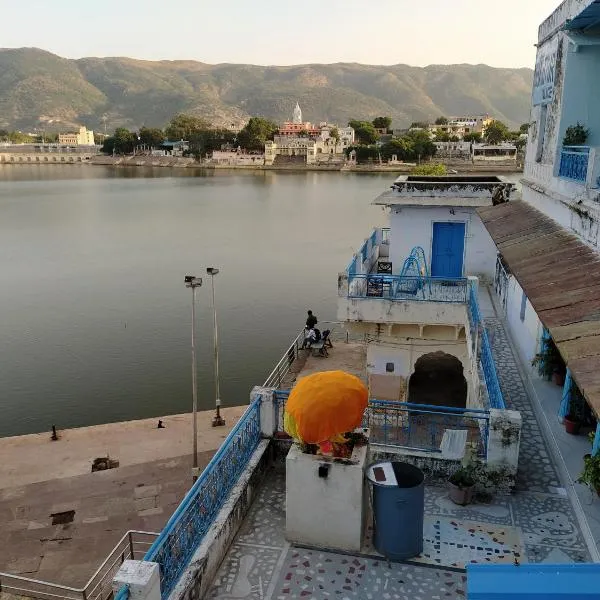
xmin=302 ymin=326 xmax=321 ymax=349
xmin=306 ymin=310 xmax=317 ymax=329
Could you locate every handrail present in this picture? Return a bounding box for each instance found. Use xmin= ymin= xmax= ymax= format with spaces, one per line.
xmin=0 ymin=530 xmax=158 ymax=600
xmin=263 ymin=327 xmax=305 ymax=388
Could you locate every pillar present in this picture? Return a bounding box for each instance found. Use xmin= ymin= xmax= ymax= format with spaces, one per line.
xmin=113 ymin=561 xmax=161 ymax=600
xmin=251 ymin=386 xmax=276 ymax=437
xmin=486 ymin=409 xmax=522 ymax=477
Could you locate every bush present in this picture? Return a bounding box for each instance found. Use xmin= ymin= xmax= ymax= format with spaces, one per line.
xmin=410 ymin=163 xmax=447 ymax=176
xmin=563 ymin=122 xmax=589 ymax=146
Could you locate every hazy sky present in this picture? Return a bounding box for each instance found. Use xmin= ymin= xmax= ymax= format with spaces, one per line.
xmin=3 ymin=0 xmax=558 ymax=68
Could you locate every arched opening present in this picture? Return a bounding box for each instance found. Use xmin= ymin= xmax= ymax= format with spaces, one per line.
xmin=408 ymin=351 xmax=467 ymax=408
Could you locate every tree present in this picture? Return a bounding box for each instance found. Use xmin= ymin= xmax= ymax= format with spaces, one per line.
xmin=372 ymin=116 xmax=392 ymax=130
xmin=406 ymin=129 xmax=436 ymax=162
xmin=484 ymin=120 xmax=509 ymax=145
xmin=165 ymin=114 xmax=211 ymax=140
xmin=519 ymin=123 xmax=530 ymax=134
xmin=139 ymin=127 xmax=165 ymax=148
xmin=411 ymin=163 xmax=447 ymax=176
xmin=189 ymin=128 xmax=237 ymax=157
xmin=354 ymin=123 xmax=379 ymax=145
xmin=449 ymin=135 xmax=460 ymax=142
xmin=102 ymin=128 xmax=135 ymax=154
xmin=463 ymin=132 xmax=482 ymax=143
xmin=237 ymin=117 xmax=278 ymax=152
xmin=435 ymin=132 xmax=451 ymax=142
xmin=410 ymin=121 xmax=429 ymax=129
xmin=435 ymin=116 xmax=448 ymax=125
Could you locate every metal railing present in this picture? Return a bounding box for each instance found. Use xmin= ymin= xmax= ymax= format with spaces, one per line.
xmin=0 ymin=530 xmax=157 ymax=600
xmin=144 ymin=397 xmax=262 ymax=599
xmin=263 ymin=328 xmax=305 ymax=389
xmin=468 ymin=285 xmax=505 ymax=410
xmin=364 ymin=400 xmax=490 ymax=458
xmin=558 ymin=145 xmax=590 ymax=183
xmin=348 ymin=274 xmax=468 ymax=303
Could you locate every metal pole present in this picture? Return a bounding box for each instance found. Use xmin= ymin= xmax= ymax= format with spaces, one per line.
xmin=191 ymin=285 xmax=199 ymax=480
xmin=210 ymin=272 xmax=225 ymax=427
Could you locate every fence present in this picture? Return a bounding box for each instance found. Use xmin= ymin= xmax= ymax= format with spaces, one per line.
xmin=0 ymin=530 xmax=157 ymax=600
xmin=364 ymin=400 xmax=490 ymax=458
xmin=346 ymin=228 xmax=381 ymax=279
xmin=143 ymin=398 xmax=262 ymax=599
xmin=558 ymin=146 xmax=590 ymax=183
xmin=348 ymin=274 xmax=468 ymax=303
xmin=468 ymin=285 xmax=505 ymax=410
xmin=263 ymin=328 xmax=305 ymax=389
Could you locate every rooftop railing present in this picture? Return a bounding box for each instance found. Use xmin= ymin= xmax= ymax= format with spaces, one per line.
xmin=0 ymin=530 xmax=157 ymax=600
xmin=143 ymin=397 xmax=262 ymax=599
xmin=348 ymin=274 xmax=469 ymax=303
xmin=558 ymin=146 xmax=590 ymax=183
xmin=364 ymin=399 xmax=490 ymax=458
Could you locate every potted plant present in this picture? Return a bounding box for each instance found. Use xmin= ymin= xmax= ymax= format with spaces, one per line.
xmin=563 ymin=122 xmax=589 ymax=146
xmin=564 ymin=413 xmax=581 ymax=435
xmin=531 ymin=338 xmax=565 ymax=384
xmin=564 ymin=381 xmax=585 ymax=435
xmin=448 ymin=464 xmax=476 ymax=505
xmin=577 ymin=446 xmax=600 ymax=496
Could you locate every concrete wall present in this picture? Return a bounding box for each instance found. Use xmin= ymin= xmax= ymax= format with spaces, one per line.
xmin=388 ymin=206 xmax=498 ymax=282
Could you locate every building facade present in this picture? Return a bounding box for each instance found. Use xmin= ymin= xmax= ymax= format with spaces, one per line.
xmin=429 ymin=115 xmax=492 ymax=140
xmin=58 ymin=126 xmax=95 ymax=146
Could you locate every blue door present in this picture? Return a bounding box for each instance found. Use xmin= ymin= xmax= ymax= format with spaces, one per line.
xmin=431 ymin=222 xmax=465 ymax=278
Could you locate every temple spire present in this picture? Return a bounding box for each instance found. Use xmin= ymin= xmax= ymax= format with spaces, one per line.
xmin=293 ymin=102 xmax=302 ymax=124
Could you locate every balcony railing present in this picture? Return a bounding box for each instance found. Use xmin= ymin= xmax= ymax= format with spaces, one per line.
xmin=144 ymin=398 xmax=262 ymax=599
xmin=348 ymin=274 xmax=468 ymax=303
xmin=558 ymin=146 xmax=590 ymax=183
xmin=364 ymin=400 xmax=490 ymax=458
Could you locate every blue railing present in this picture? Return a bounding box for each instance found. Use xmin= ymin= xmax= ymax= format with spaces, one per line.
xmin=144 ymin=398 xmax=262 ymax=599
xmin=363 ymin=400 xmax=490 ymax=458
xmin=114 ymin=585 xmax=130 ymax=600
xmin=348 ymin=274 xmax=468 ymax=303
xmin=468 ymin=285 xmax=505 ymax=410
xmin=558 ymin=146 xmax=590 ymax=183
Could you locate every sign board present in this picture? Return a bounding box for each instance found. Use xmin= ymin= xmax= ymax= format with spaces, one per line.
xmin=533 ymin=38 xmax=559 ymax=106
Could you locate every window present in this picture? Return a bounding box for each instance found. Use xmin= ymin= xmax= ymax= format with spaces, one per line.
xmin=386 ymin=362 xmax=395 ymax=373
xmin=520 ymin=290 xmax=527 ymax=322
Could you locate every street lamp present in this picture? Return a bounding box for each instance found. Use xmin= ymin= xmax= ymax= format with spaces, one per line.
xmin=207 ymin=268 xmax=226 ymax=427
xmin=184 ymin=275 xmax=202 ymax=481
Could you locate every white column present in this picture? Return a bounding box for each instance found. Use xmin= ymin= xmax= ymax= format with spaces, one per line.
xmin=251 ymin=386 xmax=276 ymax=437
xmin=113 ymin=561 xmax=161 ymax=600
xmin=486 ymin=409 xmax=522 ymax=477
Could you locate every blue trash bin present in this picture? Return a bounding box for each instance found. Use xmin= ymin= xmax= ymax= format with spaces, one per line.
xmin=366 ymin=461 xmax=424 ymax=559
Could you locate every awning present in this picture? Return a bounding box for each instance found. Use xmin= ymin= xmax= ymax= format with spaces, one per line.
xmin=478 ymin=201 xmax=600 ymax=417
xmin=563 ymin=0 xmax=600 ymax=31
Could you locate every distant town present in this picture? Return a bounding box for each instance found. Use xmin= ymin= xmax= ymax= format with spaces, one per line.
xmin=0 ymin=105 xmax=527 ymax=171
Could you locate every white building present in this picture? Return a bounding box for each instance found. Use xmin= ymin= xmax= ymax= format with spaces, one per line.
xmin=471 ymin=142 xmax=518 ymax=165
xmin=477 ymin=0 xmax=600 ymax=440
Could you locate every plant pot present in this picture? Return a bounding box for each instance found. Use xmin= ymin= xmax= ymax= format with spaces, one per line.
xmin=564 ymin=416 xmax=581 ymax=435
xmin=448 ymin=481 xmax=474 ymax=506
xmin=552 ymin=370 xmax=565 ymax=387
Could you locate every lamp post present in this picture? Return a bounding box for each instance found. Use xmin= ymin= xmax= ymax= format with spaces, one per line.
xmin=207 ymin=268 xmax=226 ymax=427
xmin=184 ymin=275 xmax=202 ymax=481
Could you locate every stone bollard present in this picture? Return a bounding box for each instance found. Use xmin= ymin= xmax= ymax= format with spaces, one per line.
xmin=113 ymin=560 xmax=161 ymax=600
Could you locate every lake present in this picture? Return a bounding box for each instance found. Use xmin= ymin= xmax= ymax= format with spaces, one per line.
xmin=0 ymin=166 xmax=521 ymax=436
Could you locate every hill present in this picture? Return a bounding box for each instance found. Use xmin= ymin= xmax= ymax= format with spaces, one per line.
xmin=0 ymin=48 xmax=534 ymax=132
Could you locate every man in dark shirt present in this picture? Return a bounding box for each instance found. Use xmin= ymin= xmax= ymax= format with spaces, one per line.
xmin=306 ymin=310 xmax=317 ymax=329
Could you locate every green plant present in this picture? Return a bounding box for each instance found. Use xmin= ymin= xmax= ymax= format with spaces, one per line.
xmin=578 ymin=453 xmax=600 ymax=493
xmin=449 ymin=465 xmax=476 ymax=489
xmin=563 ymin=122 xmax=589 ymax=146
xmin=531 ymin=338 xmax=564 ymax=380
xmin=411 ymin=163 xmax=447 ymax=176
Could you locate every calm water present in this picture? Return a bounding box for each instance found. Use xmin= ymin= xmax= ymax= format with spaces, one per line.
xmin=0 ymin=166 xmax=521 ymax=437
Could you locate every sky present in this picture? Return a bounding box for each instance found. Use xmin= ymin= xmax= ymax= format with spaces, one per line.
xmin=2 ymin=0 xmax=559 ymax=68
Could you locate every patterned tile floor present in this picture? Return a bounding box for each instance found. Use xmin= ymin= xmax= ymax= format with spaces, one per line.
xmin=205 ymin=296 xmax=593 ymax=598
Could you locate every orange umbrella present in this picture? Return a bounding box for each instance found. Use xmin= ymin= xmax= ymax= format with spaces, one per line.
xmin=284 ymin=370 xmax=368 ymax=444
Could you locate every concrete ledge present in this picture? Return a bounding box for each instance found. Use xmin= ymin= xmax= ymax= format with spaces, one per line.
xmin=167 ymin=439 xmax=271 ymax=600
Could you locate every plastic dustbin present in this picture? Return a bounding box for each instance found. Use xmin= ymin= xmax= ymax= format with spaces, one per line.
xmin=366 ymin=461 xmax=424 ymax=559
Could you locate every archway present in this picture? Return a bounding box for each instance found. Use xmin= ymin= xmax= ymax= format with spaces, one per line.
xmin=408 ymin=351 xmax=467 ymax=408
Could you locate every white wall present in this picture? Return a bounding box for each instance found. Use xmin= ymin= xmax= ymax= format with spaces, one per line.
xmin=389 ymin=206 xmax=498 ymax=281
xmin=504 ymin=276 xmax=543 ymax=369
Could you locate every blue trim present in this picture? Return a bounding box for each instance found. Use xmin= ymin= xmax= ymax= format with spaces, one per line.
xmin=114 ymin=586 xmax=129 ymax=600
xmin=559 ymin=369 xmax=572 ymax=419
xmin=558 ymin=146 xmax=590 ymax=183
xmin=144 ymin=398 xmax=262 ymax=598
xmin=593 ymin=423 xmax=600 ymax=457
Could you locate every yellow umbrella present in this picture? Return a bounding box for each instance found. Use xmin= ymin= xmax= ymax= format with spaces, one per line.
xmin=284 ymin=370 xmax=368 ymax=444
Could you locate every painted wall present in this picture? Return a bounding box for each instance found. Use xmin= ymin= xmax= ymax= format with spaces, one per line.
xmin=388 ymin=206 xmax=497 ymax=282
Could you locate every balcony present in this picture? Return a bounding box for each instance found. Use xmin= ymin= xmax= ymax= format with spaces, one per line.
xmin=558 ymin=145 xmax=590 ymax=183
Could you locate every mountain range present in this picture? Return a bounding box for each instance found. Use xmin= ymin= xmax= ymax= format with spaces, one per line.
xmin=0 ymin=48 xmax=534 ymax=132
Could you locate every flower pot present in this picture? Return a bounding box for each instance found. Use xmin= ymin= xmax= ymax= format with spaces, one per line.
xmin=564 ymin=416 xmax=581 ymax=435
xmin=448 ymin=481 xmax=474 ymax=506
xmin=552 ymin=370 xmax=565 ymax=387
